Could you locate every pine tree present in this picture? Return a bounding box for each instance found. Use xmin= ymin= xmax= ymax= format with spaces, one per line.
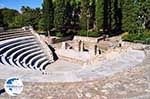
xmin=43 ymin=0 xmax=54 ymax=35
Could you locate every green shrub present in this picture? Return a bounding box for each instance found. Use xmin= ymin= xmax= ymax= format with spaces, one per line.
xmin=122 ymin=31 xmax=150 ymax=44
xmin=122 ymin=32 xmax=136 ymax=42
xmin=77 ymin=30 xmax=100 ymax=37
xmin=77 ymin=30 xmax=87 ymax=36
xmin=145 ymin=38 xmax=150 ymax=44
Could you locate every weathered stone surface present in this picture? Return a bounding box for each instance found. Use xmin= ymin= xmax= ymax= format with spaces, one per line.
xmin=0 ymin=43 xmax=150 ymax=98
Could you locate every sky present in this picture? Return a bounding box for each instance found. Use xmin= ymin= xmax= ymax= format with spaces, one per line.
xmin=0 ymin=0 xmax=42 ymax=11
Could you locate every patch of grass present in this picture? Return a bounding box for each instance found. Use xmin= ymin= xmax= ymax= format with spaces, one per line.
xmin=77 ymin=30 xmax=100 ymax=37
xmin=56 ymin=32 xmax=63 ymax=37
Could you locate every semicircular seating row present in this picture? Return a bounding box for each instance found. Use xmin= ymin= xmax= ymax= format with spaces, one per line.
xmin=0 ymin=29 xmax=54 ymax=72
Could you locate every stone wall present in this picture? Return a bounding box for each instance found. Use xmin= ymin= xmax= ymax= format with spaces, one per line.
xmin=30 ymin=28 xmax=54 ymax=62
xmin=122 ymin=41 xmax=146 ymax=50
xmin=73 ymin=36 xmax=97 ymax=43
xmin=0 ymin=27 xmax=4 ymax=32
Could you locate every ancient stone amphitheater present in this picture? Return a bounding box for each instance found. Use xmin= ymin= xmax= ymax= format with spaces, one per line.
xmin=0 ymin=28 xmax=54 ymax=73
xmin=0 ymin=28 xmax=150 ymax=99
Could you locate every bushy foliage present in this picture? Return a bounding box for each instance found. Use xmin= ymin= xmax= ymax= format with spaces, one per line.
xmin=9 ymin=15 xmax=25 ymax=28
xmin=0 ymin=7 xmax=41 ymax=29
xmin=122 ymin=31 xmax=150 ymax=44
xmin=0 ymin=8 xmax=19 ymax=28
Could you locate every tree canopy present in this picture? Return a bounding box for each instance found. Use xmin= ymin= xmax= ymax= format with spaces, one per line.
xmin=0 ymin=0 xmax=149 ymax=37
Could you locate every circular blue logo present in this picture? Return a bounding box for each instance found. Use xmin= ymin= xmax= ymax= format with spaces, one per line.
xmin=4 ymin=77 xmax=23 ymax=96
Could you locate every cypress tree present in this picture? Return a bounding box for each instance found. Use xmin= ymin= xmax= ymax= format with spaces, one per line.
xmin=72 ymin=0 xmax=81 ymax=31
xmin=0 ymin=11 xmax=4 ymax=27
xmin=64 ymin=1 xmax=73 ymax=31
xmin=122 ymin=0 xmax=139 ymax=33
xmin=43 ymin=0 xmax=54 ymax=36
xmin=110 ymin=0 xmax=115 ymax=32
xmin=141 ymin=0 xmax=150 ymax=29
xmin=89 ymin=0 xmax=96 ymax=29
xmin=80 ymin=0 xmax=90 ymax=30
xmin=96 ymin=0 xmax=104 ymax=32
xmin=54 ymin=0 xmax=65 ymax=31
xmin=111 ymin=0 xmax=122 ymax=34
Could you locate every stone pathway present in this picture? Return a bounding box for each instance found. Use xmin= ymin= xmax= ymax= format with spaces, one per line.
xmin=0 ymin=49 xmax=145 ymax=82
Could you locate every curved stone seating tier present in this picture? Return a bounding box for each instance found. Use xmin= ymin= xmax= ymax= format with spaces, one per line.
xmin=1 ymin=42 xmax=39 ymax=66
xmin=24 ymin=51 xmax=44 ymax=66
xmin=18 ymin=49 xmax=42 ymax=63
xmin=0 ymin=31 xmax=31 ymax=36
xmin=0 ymin=37 xmax=35 ymax=48
xmin=0 ymin=30 xmax=31 ymax=35
xmin=6 ymin=28 xmax=24 ymax=32
xmin=0 ymin=39 xmax=36 ymax=54
xmin=8 ymin=47 xmax=39 ymax=67
xmin=0 ymin=28 xmax=54 ymax=72
xmin=36 ymin=58 xmax=49 ymax=70
xmin=39 ymin=60 xmax=50 ymax=71
xmin=10 ymin=44 xmax=38 ymax=60
xmin=29 ymin=54 xmax=45 ymax=66
xmin=0 ymin=29 xmax=30 ymax=33
xmin=9 ymin=46 xmax=40 ymax=68
xmin=0 ymin=34 xmax=33 ymax=41
xmin=28 ymin=54 xmax=46 ymax=70
xmin=3 ymin=42 xmax=38 ymax=57
xmin=34 ymin=57 xmax=47 ymax=70
xmin=0 ymin=31 xmax=32 ymax=35
xmin=0 ymin=41 xmax=36 ymax=63
xmin=17 ymin=48 xmax=42 ymax=68
xmin=0 ymin=33 xmax=32 ymax=39
xmin=0 ymin=37 xmax=34 ymax=60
